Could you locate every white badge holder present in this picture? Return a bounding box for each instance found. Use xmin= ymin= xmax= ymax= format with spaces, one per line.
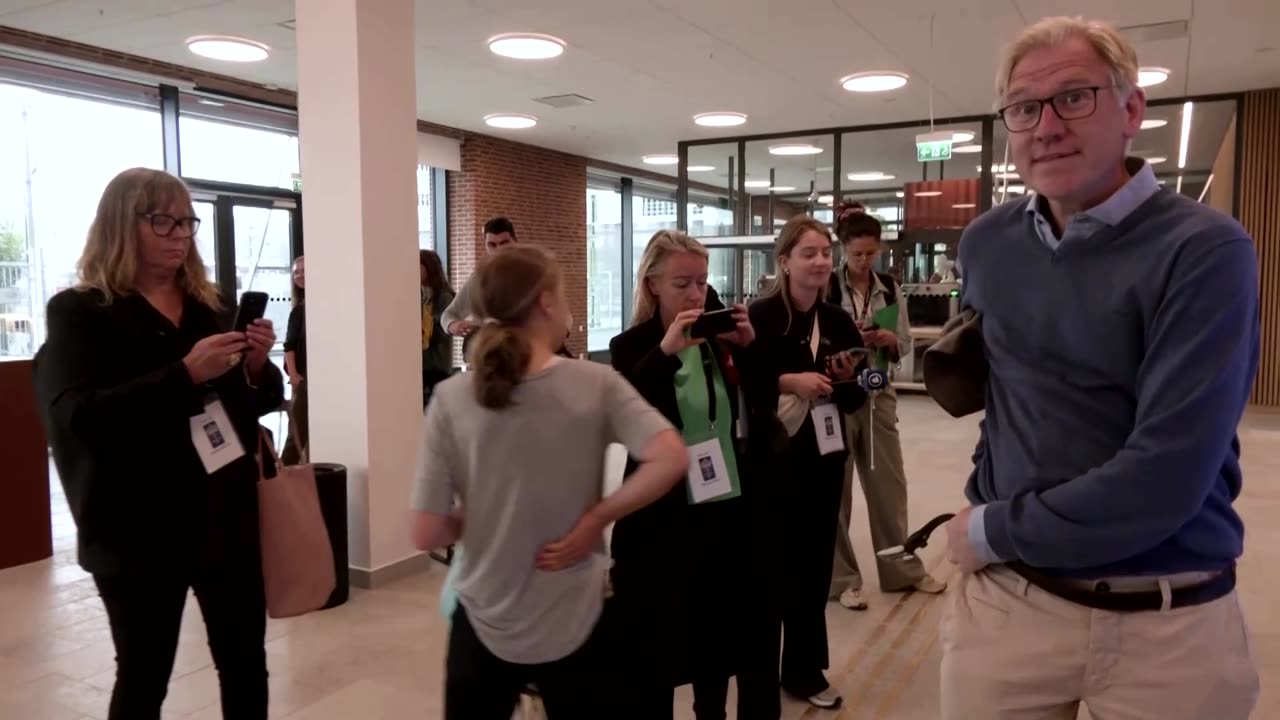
xmin=811 ymin=402 xmax=845 ymax=455
xmin=189 ymin=395 xmax=246 ymax=474
xmin=686 ymin=437 xmax=735 ymax=503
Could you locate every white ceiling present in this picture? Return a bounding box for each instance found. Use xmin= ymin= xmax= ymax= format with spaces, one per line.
xmin=1 ymin=0 xmax=1276 ymax=178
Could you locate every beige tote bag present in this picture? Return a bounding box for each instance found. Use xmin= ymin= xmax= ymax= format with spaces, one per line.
xmin=257 ymin=429 xmax=336 ymax=618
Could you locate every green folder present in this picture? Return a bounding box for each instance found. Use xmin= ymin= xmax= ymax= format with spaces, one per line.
xmin=871 ymin=303 xmax=899 ymax=370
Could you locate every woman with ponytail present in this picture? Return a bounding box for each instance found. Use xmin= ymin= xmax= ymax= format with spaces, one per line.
xmin=409 ymin=245 xmax=689 ymax=720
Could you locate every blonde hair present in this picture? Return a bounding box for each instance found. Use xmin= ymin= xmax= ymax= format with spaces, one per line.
xmin=468 ymin=245 xmax=562 ymax=409
xmin=631 ymin=229 xmax=708 ymax=327
xmin=765 ymin=215 xmax=832 ymax=332
xmin=995 ymin=16 xmax=1140 ymax=103
xmin=77 ymin=167 xmax=221 ymax=309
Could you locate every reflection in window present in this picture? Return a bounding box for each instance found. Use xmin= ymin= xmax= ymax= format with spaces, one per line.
xmin=0 ymin=81 xmax=163 ymax=357
xmin=587 ymin=184 xmax=622 ymax=351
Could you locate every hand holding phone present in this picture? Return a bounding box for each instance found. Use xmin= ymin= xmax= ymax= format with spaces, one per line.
xmin=233 ymin=291 xmax=269 ymax=333
xmin=689 ymin=308 xmax=738 ymax=339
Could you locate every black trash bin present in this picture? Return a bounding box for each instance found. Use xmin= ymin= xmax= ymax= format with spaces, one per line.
xmin=311 ymin=463 xmax=349 ymax=609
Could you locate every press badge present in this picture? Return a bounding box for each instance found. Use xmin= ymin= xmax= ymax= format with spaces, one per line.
xmin=811 ymin=401 xmax=845 ymax=456
xmin=686 ymin=438 xmax=735 ymax=504
xmin=189 ymin=395 xmax=246 ymax=474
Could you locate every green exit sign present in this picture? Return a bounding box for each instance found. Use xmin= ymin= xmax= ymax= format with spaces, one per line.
xmin=917 ymin=140 xmax=952 ymax=162
xmin=915 ymin=130 xmax=955 ymax=163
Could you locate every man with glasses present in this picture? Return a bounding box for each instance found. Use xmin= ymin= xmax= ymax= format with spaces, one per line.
xmin=938 ymin=16 xmax=1259 ymax=719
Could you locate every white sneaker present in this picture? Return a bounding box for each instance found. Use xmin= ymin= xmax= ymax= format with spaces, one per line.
xmin=808 ymin=687 xmax=843 ymax=709
xmin=913 ymin=574 xmax=947 ymax=594
xmin=839 ymin=588 xmax=868 ymax=610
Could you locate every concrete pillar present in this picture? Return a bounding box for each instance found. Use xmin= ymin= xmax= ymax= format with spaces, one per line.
xmin=295 ymin=0 xmax=422 ymax=582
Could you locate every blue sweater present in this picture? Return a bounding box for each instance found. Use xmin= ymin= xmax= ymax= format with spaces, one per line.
xmin=960 ymin=185 xmax=1259 ymax=578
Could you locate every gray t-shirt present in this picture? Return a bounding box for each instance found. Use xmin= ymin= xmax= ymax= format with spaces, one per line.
xmin=411 ymin=357 xmax=672 ymax=664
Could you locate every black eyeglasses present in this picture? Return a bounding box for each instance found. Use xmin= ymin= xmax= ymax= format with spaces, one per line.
xmin=141 ymin=213 xmax=201 ymax=237
xmin=997 ymin=86 xmax=1116 ymax=132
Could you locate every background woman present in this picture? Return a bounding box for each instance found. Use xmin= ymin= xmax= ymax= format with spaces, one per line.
xmin=283 ymin=255 xmax=307 ymax=464
xmin=826 ymin=203 xmax=945 ymax=610
xmin=748 ymin=214 xmax=866 ymax=710
xmin=608 ymin=230 xmax=777 ymax=720
xmin=419 ymin=249 xmax=455 ymax=405
xmin=410 ymin=245 xmax=688 ymax=720
xmin=33 ymin=167 xmax=284 ymax=720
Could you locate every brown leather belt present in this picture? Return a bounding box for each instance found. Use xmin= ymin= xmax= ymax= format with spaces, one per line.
xmin=1007 ymin=562 xmax=1236 ymax=612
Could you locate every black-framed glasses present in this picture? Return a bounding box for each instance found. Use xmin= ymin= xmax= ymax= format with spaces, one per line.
xmin=141 ymin=213 xmax=201 ymax=237
xmin=997 ymin=86 xmax=1116 ymax=132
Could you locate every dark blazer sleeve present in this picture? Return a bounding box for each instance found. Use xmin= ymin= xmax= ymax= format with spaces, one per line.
xmin=34 ymin=290 xmax=196 ymax=444
xmin=824 ymin=304 xmax=869 ymax=413
xmin=608 ymin=320 xmax=681 ymax=428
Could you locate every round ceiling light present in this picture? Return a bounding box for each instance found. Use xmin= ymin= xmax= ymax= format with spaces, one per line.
xmin=687 ymin=165 xmax=716 ymax=172
xmin=769 ymin=186 xmax=796 ymax=192
xmin=186 ymin=35 xmax=270 ymax=62
xmin=1141 ymin=118 xmax=1168 ymax=130
xmin=951 ymin=130 xmax=976 ymax=143
xmin=818 ymin=195 xmax=834 ymax=205
xmin=840 ymin=71 xmax=909 ymax=93
xmin=694 ymin=112 xmax=748 ymax=127
xmin=744 ymin=180 xmax=771 ymax=189
xmin=952 ymin=203 xmax=977 ymax=209
xmin=847 ymin=171 xmax=895 ymax=182
xmin=914 ymin=190 xmax=943 ymax=197
xmin=484 ymin=113 xmax=538 ymax=129
xmin=769 ymin=143 xmax=823 ymax=156
xmin=1137 ymin=67 xmax=1170 ymax=88
xmin=1143 ymin=155 xmax=1168 ymax=164
xmin=642 ymin=154 xmax=679 ymax=166
xmin=952 ymin=144 xmax=983 ymax=154
xmin=895 ymin=191 xmax=906 ymax=198
xmin=487 ymin=33 xmax=566 ymax=60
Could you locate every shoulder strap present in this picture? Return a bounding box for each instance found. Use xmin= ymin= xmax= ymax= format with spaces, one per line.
xmin=828 ymin=271 xmax=842 ymax=304
xmin=875 ymin=272 xmax=897 ymax=306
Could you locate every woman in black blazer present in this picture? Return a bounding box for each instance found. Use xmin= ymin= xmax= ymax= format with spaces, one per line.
xmin=33 ymin=168 xmax=284 ymax=720
xmin=747 ymin=214 xmax=867 ymax=711
xmin=608 ymin=230 xmax=778 ymax=720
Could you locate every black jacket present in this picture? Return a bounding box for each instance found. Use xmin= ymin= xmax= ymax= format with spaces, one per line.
xmin=607 ymin=305 xmax=768 ymax=684
xmin=33 ymin=288 xmax=284 ymax=575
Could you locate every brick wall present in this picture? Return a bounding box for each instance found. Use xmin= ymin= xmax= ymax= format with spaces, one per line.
xmin=447 ymin=134 xmax=589 ymax=358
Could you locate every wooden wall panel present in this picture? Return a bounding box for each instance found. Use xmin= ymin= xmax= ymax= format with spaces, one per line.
xmin=903 ymin=179 xmax=980 ymax=231
xmin=1240 ymin=88 xmax=1280 ymax=407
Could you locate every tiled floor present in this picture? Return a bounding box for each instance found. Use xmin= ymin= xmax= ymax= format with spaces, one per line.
xmin=2 ymin=395 xmax=1276 ymax=719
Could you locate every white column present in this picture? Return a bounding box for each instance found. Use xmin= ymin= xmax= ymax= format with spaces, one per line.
xmin=295 ymin=0 xmax=422 ymax=580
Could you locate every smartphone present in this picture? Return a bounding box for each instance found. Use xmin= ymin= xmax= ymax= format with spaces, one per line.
xmin=232 ymin=291 xmax=269 ymax=333
xmin=690 ymin=308 xmax=738 ymax=339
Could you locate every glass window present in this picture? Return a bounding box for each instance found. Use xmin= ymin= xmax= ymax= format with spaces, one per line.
xmin=417 ymin=164 xmax=434 ymax=249
xmin=179 ymin=93 xmax=299 ymax=190
xmin=0 ymin=64 xmax=163 ymax=357
xmin=233 ymin=205 xmax=295 ymax=342
xmin=632 ymin=183 xmax=678 ymax=274
xmin=687 ymin=143 xmax=739 ymax=237
xmin=744 ymin=134 xmax=835 ymax=235
xmin=587 ymin=183 xmax=622 ymax=352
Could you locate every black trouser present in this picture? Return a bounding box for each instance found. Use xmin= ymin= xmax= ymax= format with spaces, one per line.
xmin=445 ymin=603 xmax=618 ymax=720
xmin=94 ymin=545 xmax=268 ymax=720
xmin=778 ymin=442 xmax=845 ymax=699
xmin=644 ymin=669 xmax=782 ymax=720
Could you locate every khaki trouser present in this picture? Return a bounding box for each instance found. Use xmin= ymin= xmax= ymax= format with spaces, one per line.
xmin=940 ymin=566 xmax=1259 ymax=720
xmin=830 ymin=390 xmax=922 ymax=596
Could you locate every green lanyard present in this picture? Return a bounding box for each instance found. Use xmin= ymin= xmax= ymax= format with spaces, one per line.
xmin=673 ymin=344 xmax=741 ymax=504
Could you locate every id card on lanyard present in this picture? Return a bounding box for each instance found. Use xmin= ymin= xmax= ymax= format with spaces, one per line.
xmin=806 ymin=312 xmax=845 ymax=456
xmin=678 ymin=345 xmax=740 ymax=504
xmin=189 ymin=393 xmax=246 ymax=474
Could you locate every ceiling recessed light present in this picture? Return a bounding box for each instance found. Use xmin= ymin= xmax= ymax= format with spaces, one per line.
xmin=642 ymin=154 xmax=678 ymax=166
xmin=487 ymin=33 xmax=566 ymax=60
xmin=952 ymin=203 xmax=977 ymax=209
xmin=687 ymin=165 xmax=716 ymax=172
xmin=1138 ymin=67 xmax=1170 ymax=88
xmin=186 ymin=35 xmax=270 ymax=62
xmin=1143 ymin=155 xmax=1168 ymax=164
xmin=769 ymin=143 xmax=824 ymax=156
xmin=694 ymin=112 xmax=748 ymax=127
xmin=840 ymin=71 xmax=909 ymax=93
xmin=979 ymin=163 xmax=1017 ymax=173
xmin=895 ymin=191 xmax=905 ymax=198
xmin=952 ymin=144 xmax=983 ymax=154
xmin=484 ymin=113 xmax=538 ymax=129
xmin=847 ymin=171 xmax=895 ymax=182
xmin=744 ymin=180 xmax=771 ymax=189
xmin=951 ymin=130 xmax=976 ymax=143
xmin=1141 ymin=118 xmax=1168 ymax=130
xmin=196 ymin=98 xmax=225 ymax=107
xmin=818 ymin=195 xmax=834 ymax=205
xmin=915 ymin=190 xmax=943 ymax=197
xmin=769 ymin=186 xmax=796 ymax=192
